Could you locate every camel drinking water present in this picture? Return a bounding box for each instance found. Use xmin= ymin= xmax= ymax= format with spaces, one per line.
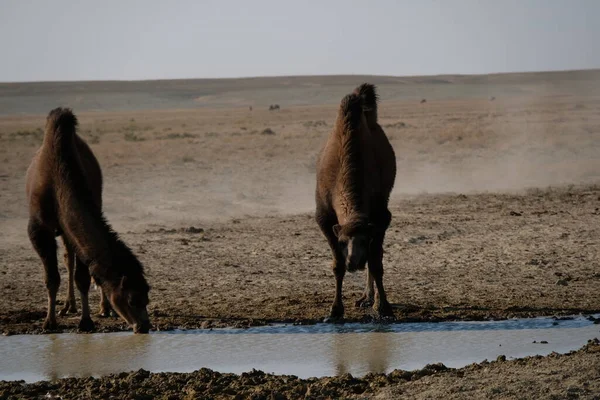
xmin=26 ymin=108 xmax=151 ymax=333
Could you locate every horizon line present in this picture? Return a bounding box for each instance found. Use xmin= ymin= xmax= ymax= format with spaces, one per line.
xmin=1 ymin=67 xmax=599 ymax=85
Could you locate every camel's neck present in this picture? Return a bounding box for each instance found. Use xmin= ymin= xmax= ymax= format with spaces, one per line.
xmin=49 ymin=136 xmax=144 ymax=283
xmin=94 ymin=238 xmax=146 ymax=285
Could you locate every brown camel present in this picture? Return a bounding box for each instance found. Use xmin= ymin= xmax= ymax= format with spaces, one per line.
xmin=315 ymin=84 xmax=396 ymax=320
xmin=26 ymin=108 xmax=151 ymax=333
xmin=28 ymin=128 xmax=113 ymax=320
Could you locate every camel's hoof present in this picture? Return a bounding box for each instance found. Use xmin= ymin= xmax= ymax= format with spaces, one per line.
xmin=355 ymin=296 xmax=374 ymax=308
xmin=98 ymin=305 xmax=117 ymax=318
xmin=323 ymin=316 xmax=345 ymax=324
xmin=325 ymin=304 xmax=345 ymax=323
xmin=375 ymin=302 xmax=395 ymax=320
xmin=78 ymin=317 xmax=95 ymax=332
xmin=58 ymin=304 xmax=77 ymax=317
xmin=42 ymin=319 xmax=58 ymax=331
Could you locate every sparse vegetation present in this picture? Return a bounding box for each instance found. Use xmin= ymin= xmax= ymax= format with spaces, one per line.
xmin=9 ymin=128 xmax=43 ymax=141
xmin=88 ymin=135 xmax=100 ymax=144
xmin=261 ymin=128 xmax=275 ymax=135
xmin=303 ymin=120 xmax=327 ymax=128
xmin=121 ymin=121 xmax=152 ymax=141
xmin=161 ymin=132 xmax=198 ymax=140
xmin=383 ymin=121 xmax=407 ymax=129
xmin=124 ymin=131 xmax=145 ymax=142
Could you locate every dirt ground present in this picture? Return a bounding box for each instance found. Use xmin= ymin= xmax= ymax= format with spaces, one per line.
xmin=2 ymin=183 xmax=600 ymax=335
xmin=1 ymin=73 xmax=600 ymax=396
xmin=2 ymin=339 xmax=599 ymax=399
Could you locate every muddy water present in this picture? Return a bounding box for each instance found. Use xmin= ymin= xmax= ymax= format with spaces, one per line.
xmin=1 ymin=316 xmax=598 ymax=383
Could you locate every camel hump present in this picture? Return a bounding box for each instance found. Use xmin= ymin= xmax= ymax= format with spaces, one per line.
xmin=46 ymin=107 xmax=78 ymax=144
xmin=339 ymin=93 xmax=363 ymax=130
xmin=353 ymin=83 xmax=378 ymax=125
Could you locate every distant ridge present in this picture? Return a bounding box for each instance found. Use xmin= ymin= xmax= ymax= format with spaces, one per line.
xmin=1 ymin=68 xmax=600 ymax=86
xmin=1 ymin=69 xmax=599 ymax=116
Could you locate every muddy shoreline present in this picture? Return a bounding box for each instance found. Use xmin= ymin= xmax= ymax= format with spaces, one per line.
xmin=4 ymin=308 xmax=600 ymax=336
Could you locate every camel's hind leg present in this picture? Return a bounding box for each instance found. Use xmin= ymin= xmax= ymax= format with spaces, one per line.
xmin=355 ymin=271 xmax=375 ymax=308
xmin=58 ymin=237 xmax=77 ymax=316
xmin=98 ymin=284 xmax=114 ymax=318
xmin=74 ymin=257 xmax=95 ymax=332
xmin=28 ymin=219 xmax=60 ymax=331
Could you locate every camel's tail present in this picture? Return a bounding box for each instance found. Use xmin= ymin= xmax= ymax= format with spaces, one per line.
xmin=45 ymin=107 xmax=78 ymax=148
xmin=353 ymin=83 xmax=378 ymax=126
xmin=338 ymin=93 xmax=364 ymax=133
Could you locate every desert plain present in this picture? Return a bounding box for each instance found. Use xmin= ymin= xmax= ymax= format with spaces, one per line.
xmin=1 ymin=70 xmax=600 ymax=398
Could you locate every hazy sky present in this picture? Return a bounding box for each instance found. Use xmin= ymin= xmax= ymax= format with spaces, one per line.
xmin=1 ymin=0 xmax=599 ymax=82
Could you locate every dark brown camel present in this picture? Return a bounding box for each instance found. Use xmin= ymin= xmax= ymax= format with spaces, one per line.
xmin=26 ymin=108 xmax=151 ymax=333
xmin=315 ymin=84 xmax=396 ymax=320
xmin=28 ymin=131 xmax=113 ymax=320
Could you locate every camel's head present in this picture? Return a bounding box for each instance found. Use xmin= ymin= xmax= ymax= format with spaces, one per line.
xmin=107 ymin=275 xmax=151 ymax=334
xmin=332 ymin=222 xmax=374 ymax=272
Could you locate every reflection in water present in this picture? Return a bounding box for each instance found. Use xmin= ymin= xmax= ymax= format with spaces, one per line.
xmin=1 ymin=315 xmax=598 ymax=383
xmin=366 ymin=333 xmax=392 ymax=374
xmin=43 ymin=332 xmax=153 ymax=380
xmin=333 ymin=332 xmax=398 ymax=376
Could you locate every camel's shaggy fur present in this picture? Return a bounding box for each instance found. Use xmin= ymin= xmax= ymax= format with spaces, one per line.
xmin=315 ymin=84 xmax=397 ymax=320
